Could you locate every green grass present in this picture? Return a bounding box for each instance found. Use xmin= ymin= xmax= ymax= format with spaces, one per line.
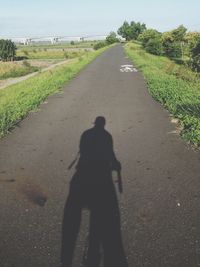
xmin=0 ymin=46 xmax=110 ymax=137
xmin=0 ymin=61 xmax=39 ymax=79
xmin=125 ymin=42 xmax=200 ymax=147
xmin=17 ymin=49 xmax=90 ymax=60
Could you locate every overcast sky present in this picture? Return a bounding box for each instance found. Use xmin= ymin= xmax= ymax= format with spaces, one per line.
xmin=0 ymin=0 xmax=200 ymax=38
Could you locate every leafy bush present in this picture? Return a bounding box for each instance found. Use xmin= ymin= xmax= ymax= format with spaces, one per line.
xmin=145 ymin=37 xmax=163 ymax=55
xmin=162 ymin=26 xmax=187 ymax=58
xmin=106 ymin=32 xmax=119 ymax=44
xmin=184 ymin=32 xmax=200 ymax=54
xmin=93 ymin=42 xmax=107 ymax=50
xmin=0 ymin=39 xmax=17 ymax=61
xmin=190 ymin=38 xmax=200 ymax=72
xmin=162 ymin=41 xmax=182 ymax=58
xmin=138 ymin=29 xmax=161 ymax=46
xmin=138 ymin=29 xmax=163 ymax=55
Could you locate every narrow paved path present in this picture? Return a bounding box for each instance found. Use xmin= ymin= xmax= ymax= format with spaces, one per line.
xmin=0 ymin=44 xmax=200 ymax=267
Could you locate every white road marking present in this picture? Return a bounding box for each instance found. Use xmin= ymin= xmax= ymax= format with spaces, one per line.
xmin=120 ymin=65 xmax=138 ymax=73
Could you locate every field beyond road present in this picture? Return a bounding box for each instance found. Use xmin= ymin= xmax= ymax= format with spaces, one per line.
xmin=0 ymin=44 xmax=200 ymax=267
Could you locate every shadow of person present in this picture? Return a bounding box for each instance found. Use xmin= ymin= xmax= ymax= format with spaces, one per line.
xmin=61 ymin=117 xmax=129 ymax=267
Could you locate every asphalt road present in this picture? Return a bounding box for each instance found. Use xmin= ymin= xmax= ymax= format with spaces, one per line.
xmin=0 ymin=44 xmax=200 ymax=267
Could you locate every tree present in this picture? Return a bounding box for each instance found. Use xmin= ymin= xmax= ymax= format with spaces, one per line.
xmin=162 ymin=32 xmax=181 ymax=58
xmin=138 ymin=29 xmax=161 ymax=46
xmin=106 ymin=32 xmax=119 ymax=44
xmin=117 ymin=21 xmax=132 ymax=41
xmin=130 ymin=21 xmax=146 ymax=40
xmin=171 ymin=25 xmax=187 ymax=42
xmin=0 ymin=39 xmax=17 ymax=61
xmin=184 ymin=32 xmax=200 ymax=48
xmin=162 ymin=25 xmax=187 ymax=58
xmin=138 ymin=29 xmax=163 ymax=55
xmin=190 ymin=38 xmax=200 ymax=72
xmin=184 ymin=32 xmax=200 ymax=71
xmin=184 ymin=31 xmax=200 ymax=56
xmin=117 ymin=21 xmax=146 ymax=41
xmin=145 ymin=37 xmax=163 ymax=55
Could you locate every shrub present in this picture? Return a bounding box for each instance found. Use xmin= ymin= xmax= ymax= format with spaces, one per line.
xmin=138 ymin=29 xmax=161 ymax=47
xmin=162 ymin=26 xmax=187 ymax=58
xmin=145 ymin=37 xmax=163 ymax=55
xmin=0 ymin=39 xmax=17 ymax=61
xmin=190 ymin=38 xmax=200 ymax=72
xmin=106 ymin=32 xmax=119 ymax=44
xmin=93 ymin=42 xmax=107 ymax=50
xmin=162 ymin=41 xmax=182 ymax=58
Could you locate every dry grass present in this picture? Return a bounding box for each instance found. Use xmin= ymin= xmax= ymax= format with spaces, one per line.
xmin=0 ymin=61 xmax=38 ymax=79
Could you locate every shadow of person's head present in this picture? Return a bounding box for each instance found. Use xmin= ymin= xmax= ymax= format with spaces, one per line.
xmin=94 ymin=116 xmax=106 ymax=129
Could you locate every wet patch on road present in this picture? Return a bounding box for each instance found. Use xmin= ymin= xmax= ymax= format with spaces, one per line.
xmin=19 ymin=183 xmax=47 ymax=207
xmin=7 ymin=179 xmax=16 ymax=182
xmin=0 ymin=178 xmax=16 ymax=183
xmin=0 ymin=171 xmax=16 ymax=183
xmin=1 ymin=172 xmax=49 ymax=207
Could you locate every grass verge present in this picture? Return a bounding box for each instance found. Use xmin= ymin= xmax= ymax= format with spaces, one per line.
xmin=0 ymin=46 xmax=110 ymax=137
xmin=125 ymin=42 xmax=200 ymax=147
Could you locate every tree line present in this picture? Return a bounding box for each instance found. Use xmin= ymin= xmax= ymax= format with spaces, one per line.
xmin=96 ymin=21 xmax=200 ymax=72
xmin=117 ymin=21 xmax=200 ymax=72
xmin=1 ymin=24 xmax=199 ymax=73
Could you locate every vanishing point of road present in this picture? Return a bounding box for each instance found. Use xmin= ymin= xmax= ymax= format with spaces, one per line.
xmin=0 ymin=44 xmax=200 ymax=267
